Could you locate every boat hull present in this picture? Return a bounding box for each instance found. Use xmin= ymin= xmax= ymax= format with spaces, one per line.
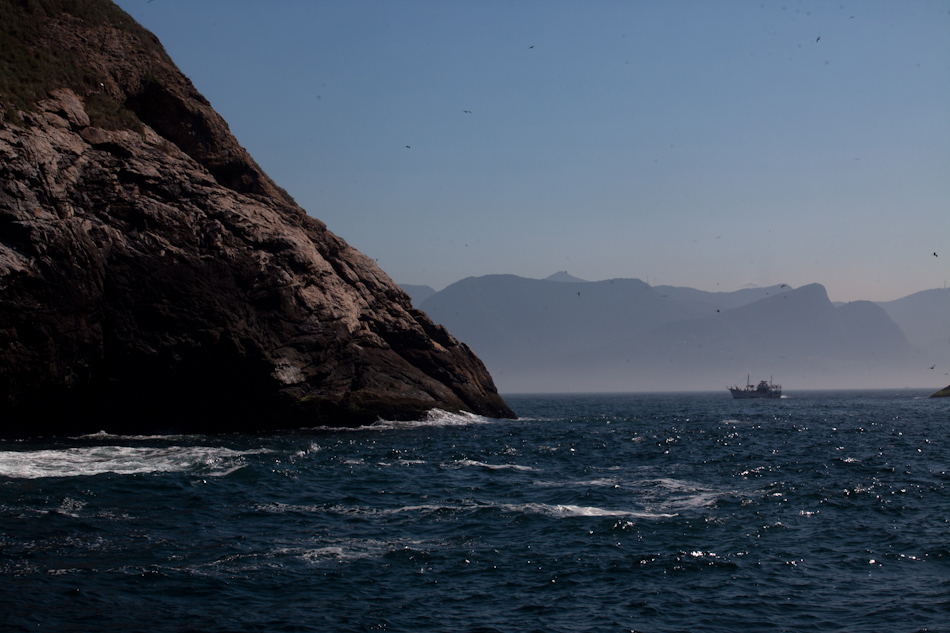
xmin=730 ymin=389 xmax=782 ymax=399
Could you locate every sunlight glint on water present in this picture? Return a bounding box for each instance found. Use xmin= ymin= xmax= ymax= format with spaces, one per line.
xmin=0 ymin=390 xmax=946 ymax=632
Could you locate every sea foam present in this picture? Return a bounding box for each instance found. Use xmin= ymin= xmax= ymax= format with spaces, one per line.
xmin=0 ymin=445 xmax=263 ymax=479
xmin=316 ymin=408 xmax=499 ymax=432
xmin=450 ymin=459 xmax=536 ymax=472
xmin=506 ymin=502 xmax=676 ymax=519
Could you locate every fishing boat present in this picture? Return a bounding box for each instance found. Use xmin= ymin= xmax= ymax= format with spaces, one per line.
xmin=729 ymin=375 xmax=782 ymax=399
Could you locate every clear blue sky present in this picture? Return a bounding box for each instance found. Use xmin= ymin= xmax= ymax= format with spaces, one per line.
xmin=114 ymin=0 xmax=949 ymax=302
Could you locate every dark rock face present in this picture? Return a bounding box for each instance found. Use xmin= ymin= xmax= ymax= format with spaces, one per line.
xmin=0 ymin=5 xmax=514 ymax=437
xmin=931 ymin=385 xmax=950 ymax=398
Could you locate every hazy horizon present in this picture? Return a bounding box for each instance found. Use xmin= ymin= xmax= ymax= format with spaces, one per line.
xmin=115 ymin=0 xmax=949 ymax=303
xmin=403 ymin=272 xmax=947 ymax=305
xmin=410 ymin=275 xmax=950 ymax=393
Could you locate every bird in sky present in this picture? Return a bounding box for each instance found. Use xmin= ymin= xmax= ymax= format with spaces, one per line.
xmin=529 ymin=45 xmax=534 ymax=49
xmin=463 ymin=110 xmax=472 ymax=114
xmin=816 ymin=36 xmax=821 ymax=42
xmin=405 ymin=146 xmax=410 ymax=148
xmin=934 ymin=252 xmax=938 ymax=257
xmin=781 ymin=284 xmax=787 ymax=288
xmin=929 ymin=364 xmax=936 ymax=370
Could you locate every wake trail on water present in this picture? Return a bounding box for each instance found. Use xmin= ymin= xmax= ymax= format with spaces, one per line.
xmin=0 ymin=446 xmax=267 ymax=479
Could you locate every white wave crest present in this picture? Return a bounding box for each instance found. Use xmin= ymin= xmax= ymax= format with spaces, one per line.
xmin=253 ymin=500 xmax=673 ymax=521
xmin=534 ymin=476 xmax=621 ymax=488
xmin=505 ymin=502 xmax=676 ymax=519
xmin=294 ymin=538 xmax=430 ymax=564
xmin=316 ymin=408 xmax=499 ymax=432
xmin=0 ymin=446 xmax=264 ymax=479
xmin=624 ymin=478 xmax=725 ymax=511
xmin=449 ymin=459 xmax=536 ymax=472
xmin=74 ymin=430 xmax=192 ymax=441
xmin=374 ymin=408 xmax=496 ymax=430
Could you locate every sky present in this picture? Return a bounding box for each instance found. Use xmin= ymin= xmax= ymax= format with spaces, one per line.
xmin=113 ymin=0 xmax=950 ymax=302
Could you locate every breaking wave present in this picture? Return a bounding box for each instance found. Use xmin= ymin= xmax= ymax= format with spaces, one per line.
xmin=448 ymin=459 xmax=536 ymax=472
xmin=316 ymin=408 xmax=501 ymax=431
xmin=502 ymin=502 xmax=676 ymax=519
xmin=0 ymin=445 xmax=265 ymax=479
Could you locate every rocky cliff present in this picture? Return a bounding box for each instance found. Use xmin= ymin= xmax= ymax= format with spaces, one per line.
xmin=0 ymin=0 xmax=514 ymax=436
xmin=930 ymin=385 xmax=950 ymax=398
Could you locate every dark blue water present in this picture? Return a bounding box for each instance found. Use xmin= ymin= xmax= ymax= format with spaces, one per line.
xmin=2 ymin=391 xmax=948 ymax=632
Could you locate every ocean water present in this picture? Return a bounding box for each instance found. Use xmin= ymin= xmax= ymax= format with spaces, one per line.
xmin=1 ymin=390 xmax=947 ymax=632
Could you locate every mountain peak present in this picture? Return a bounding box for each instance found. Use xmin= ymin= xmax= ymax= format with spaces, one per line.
xmin=545 ymin=271 xmax=588 ymax=283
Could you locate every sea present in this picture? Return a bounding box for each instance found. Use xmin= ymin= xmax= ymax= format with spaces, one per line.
xmin=1 ymin=390 xmax=947 ymax=632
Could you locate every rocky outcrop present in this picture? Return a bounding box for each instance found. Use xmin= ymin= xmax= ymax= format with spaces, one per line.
xmin=930 ymin=385 xmax=950 ymax=398
xmin=0 ymin=2 xmax=514 ymax=437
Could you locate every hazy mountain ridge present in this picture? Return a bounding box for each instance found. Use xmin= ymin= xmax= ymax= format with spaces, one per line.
xmin=398 ymin=284 xmax=436 ymax=305
xmin=419 ymin=275 xmax=701 ymax=372
xmin=877 ymin=288 xmax=950 ymax=349
xmin=412 ymin=274 xmax=941 ymax=392
xmin=652 ymin=284 xmax=793 ymax=312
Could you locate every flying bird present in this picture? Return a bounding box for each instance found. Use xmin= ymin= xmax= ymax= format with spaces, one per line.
xmin=716 ymin=310 xmax=720 ymax=313
xmin=529 ymin=45 xmax=534 ymax=49
xmin=405 ymin=146 xmax=410 ymax=148
xmin=463 ymin=110 xmax=472 ymax=113
xmin=934 ymin=252 xmax=938 ymax=257
xmin=781 ymin=284 xmax=787 ymax=288
xmin=816 ymin=36 xmax=821 ymax=42
xmin=929 ymin=364 xmax=936 ymax=370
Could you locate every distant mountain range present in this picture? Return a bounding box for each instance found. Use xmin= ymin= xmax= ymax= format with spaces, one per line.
xmin=399 ymin=284 xmax=437 ymax=305
xmin=400 ymin=275 xmax=949 ymax=392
